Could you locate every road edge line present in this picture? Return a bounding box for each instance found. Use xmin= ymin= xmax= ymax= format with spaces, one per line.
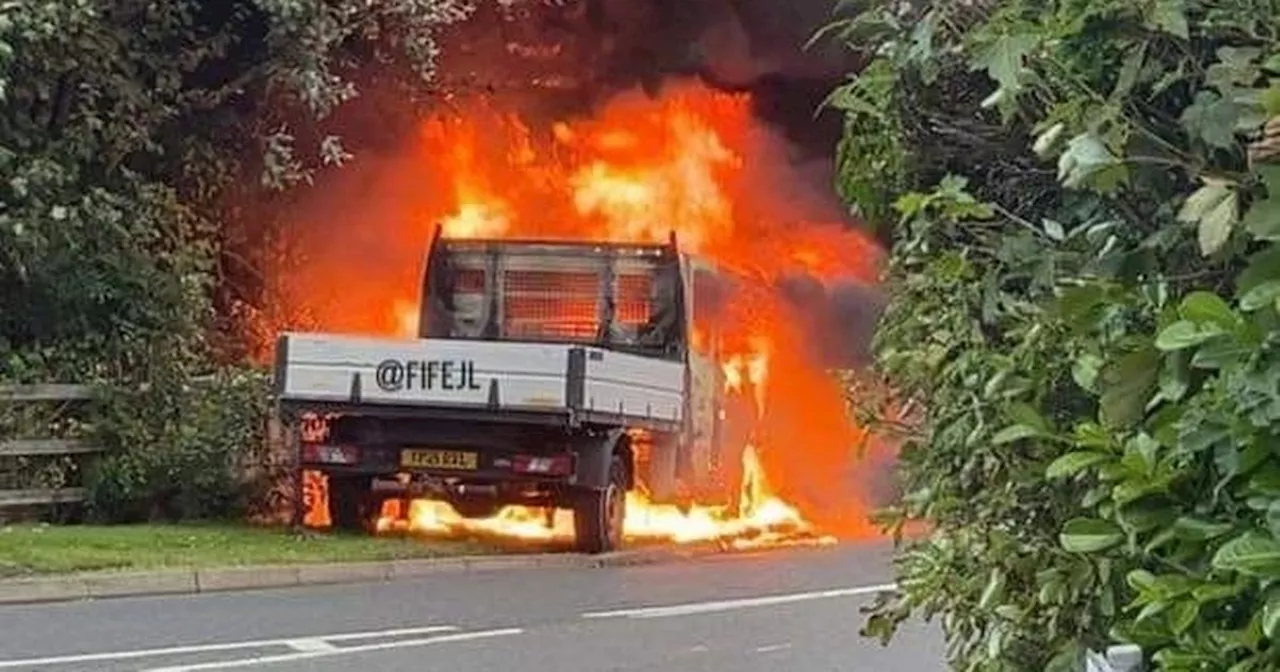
xmin=0 ymin=543 xmax=735 ymax=606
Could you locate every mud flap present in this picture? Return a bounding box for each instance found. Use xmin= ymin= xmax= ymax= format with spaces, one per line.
xmin=572 ymin=429 xmax=631 ymax=490
xmin=644 ymin=436 xmax=679 ymax=503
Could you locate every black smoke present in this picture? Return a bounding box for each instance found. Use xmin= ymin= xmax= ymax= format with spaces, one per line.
xmin=584 ymin=0 xmax=856 ymax=156
xmin=572 ymin=0 xmax=886 ymax=371
xmin=775 ymin=274 xmax=886 ymax=370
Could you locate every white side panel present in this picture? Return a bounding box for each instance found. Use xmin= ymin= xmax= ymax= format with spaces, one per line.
xmin=581 ymin=348 xmax=685 ymax=422
xmin=279 ymin=333 xmax=569 ymax=410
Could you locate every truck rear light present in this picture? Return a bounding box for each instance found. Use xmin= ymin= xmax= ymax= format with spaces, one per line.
xmin=302 ymin=443 xmax=361 ymax=465
xmin=512 ymin=454 xmax=573 ymax=476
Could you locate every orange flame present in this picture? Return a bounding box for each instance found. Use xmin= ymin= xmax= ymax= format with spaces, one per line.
xmin=265 ymin=79 xmax=887 ymax=545
xmin=376 ymin=442 xmax=830 ymax=550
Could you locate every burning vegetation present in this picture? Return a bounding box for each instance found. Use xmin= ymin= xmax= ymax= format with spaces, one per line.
xmin=246 ymin=1 xmax=889 ymax=550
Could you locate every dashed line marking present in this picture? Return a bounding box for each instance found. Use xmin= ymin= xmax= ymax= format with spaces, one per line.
xmin=581 ymin=583 xmax=899 ymax=619
xmin=283 ymin=639 xmax=338 ymax=653
xmin=141 ymin=629 xmax=524 ymax=671
xmin=0 ymin=625 xmax=458 ymax=669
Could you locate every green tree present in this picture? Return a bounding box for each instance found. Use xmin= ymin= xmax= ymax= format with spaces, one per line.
xmin=824 ymin=0 xmax=1280 ymax=669
xmin=0 ymin=0 xmax=471 ymax=519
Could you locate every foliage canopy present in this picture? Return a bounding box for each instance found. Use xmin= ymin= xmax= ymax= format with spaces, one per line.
xmin=0 ymin=0 xmax=471 ymax=519
xmin=826 ymin=0 xmax=1280 ymax=669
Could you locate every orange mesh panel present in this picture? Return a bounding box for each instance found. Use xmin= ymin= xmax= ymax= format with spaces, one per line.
xmin=503 ymin=270 xmax=600 ymax=340
xmin=615 ymin=274 xmax=652 ymax=325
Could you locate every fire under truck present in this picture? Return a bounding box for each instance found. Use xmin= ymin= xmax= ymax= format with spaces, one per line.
xmin=273 ymin=225 xmax=753 ymax=553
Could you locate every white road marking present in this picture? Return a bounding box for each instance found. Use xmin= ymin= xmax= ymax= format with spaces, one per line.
xmin=0 ymin=625 xmax=458 ymax=669
xmin=755 ymin=643 xmax=793 ymax=653
xmin=581 ymin=583 xmax=899 ymax=620
xmin=283 ymin=639 xmax=337 ymax=653
xmin=141 ymin=629 xmax=525 ymax=671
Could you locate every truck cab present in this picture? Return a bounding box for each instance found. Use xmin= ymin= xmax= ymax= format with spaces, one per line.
xmin=273 ymin=226 xmax=740 ymax=553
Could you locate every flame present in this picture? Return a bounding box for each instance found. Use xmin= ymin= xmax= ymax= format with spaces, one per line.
xmin=375 ymin=442 xmax=832 ymax=550
xmin=264 ymin=78 xmax=889 ymax=546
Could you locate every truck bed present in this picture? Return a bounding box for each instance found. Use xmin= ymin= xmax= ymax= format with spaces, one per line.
xmin=274 ymin=332 xmax=686 ymax=430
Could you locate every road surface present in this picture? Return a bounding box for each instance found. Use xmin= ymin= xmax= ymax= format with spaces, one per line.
xmin=0 ymin=542 xmax=946 ymax=671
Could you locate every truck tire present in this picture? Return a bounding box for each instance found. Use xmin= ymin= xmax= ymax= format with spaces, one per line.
xmin=328 ymin=474 xmax=379 ymax=533
xmin=573 ymin=456 xmax=627 ymax=554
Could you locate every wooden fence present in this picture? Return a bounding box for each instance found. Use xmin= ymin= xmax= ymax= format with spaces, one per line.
xmin=0 ymin=384 xmax=103 ymax=518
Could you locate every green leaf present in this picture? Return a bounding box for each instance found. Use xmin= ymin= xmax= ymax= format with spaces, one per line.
xmin=1007 ymin=402 xmax=1051 ymax=431
xmin=993 ymin=424 xmax=1043 ymax=444
xmin=1239 ymin=244 xmax=1280 ymax=296
xmin=893 ymin=191 xmax=930 ymax=217
xmin=1167 ymin=599 xmax=1199 ymax=635
xmin=1206 ymin=47 xmax=1263 ymax=94
xmin=1177 ymin=180 xmax=1231 ymax=220
xmin=1057 ymin=132 xmax=1121 ymax=190
xmin=1074 ymin=422 xmax=1113 ymax=449
xmin=1263 ymin=83 xmax=1280 ymax=116
xmin=1240 ymin=281 xmax=1280 ymax=312
xmin=1181 ymin=90 xmax=1242 ymax=150
xmin=1072 ymin=353 xmax=1103 ymax=391
xmin=1111 ymin=43 xmax=1147 ymax=101
xmin=1181 ymin=291 xmax=1241 ymax=330
xmin=1155 ymin=320 xmax=1222 ymax=350
xmin=1265 ymin=591 xmax=1280 ymax=639
xmin=1178 ymin=423 xmax=1230 ymax=454
xmin=1098 ymin=348 xmax=1159 ymax=428
xmin=1173 ymin=516 xmax=1233 ymax=541
xmin=1060 ymin=517 xmax=1125 ymax=553
xmin=1117 ymin=499 xmax=1173 ymax=531
xmin=1212 ymin=533 xmax=1280 ymax=577
xmin=1146 ymin=0 xmax=1189 ymax=39
xmin=1192 ymin=582 xmax=1243 ymax=603
xmin=1242 ymin=165 xmax=1280 ymax=241
xmin=1046 ymin=451 xmax=1111 ymax=479
xmin=1191 ymin=337 xmax=1252 ymax=369
xmin=1127 ymin=568 xmax=1157 ymax=593
xmin=970 ymin=33 xmax=1038 ymax=96
xmin=1156 ymin=351 xmax=1190 ymax=402
xmin=979 ymin=567 xmax=1007 ymax=610
xmin=1176 ymin=181 xmax=1239 ymax=255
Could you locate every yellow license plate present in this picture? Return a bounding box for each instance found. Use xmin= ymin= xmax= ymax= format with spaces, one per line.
xmin=401 ymin=449 xmax=479 ymax=470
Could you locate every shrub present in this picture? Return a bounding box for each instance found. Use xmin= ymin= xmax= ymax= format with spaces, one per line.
xmin=87 ymin=367 xmax=273 ymax=523
xmin=824 ymin=0 xmax=1280 ymax=669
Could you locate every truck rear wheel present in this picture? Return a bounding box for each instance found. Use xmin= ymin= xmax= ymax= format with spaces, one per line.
xmin=328 ymin=474 xmax=380 ymax=533
xmin=573 ymin=456 xmax=627 ymax=554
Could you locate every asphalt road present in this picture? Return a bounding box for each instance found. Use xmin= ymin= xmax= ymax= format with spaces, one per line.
xmin=0 ymin=542 xmax=946 ymax=671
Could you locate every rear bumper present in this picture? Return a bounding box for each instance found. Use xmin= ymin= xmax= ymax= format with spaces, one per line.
xmin=281 ymin=398 xmax=575 ymax=428
xmin=301 ymin=444 xmax=578 ymax=485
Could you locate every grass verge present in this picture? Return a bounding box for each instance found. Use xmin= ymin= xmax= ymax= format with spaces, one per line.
xmin=0 ymin=523 xmax=503 ymax=578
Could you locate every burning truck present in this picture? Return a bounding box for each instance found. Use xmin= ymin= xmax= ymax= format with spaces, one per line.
xmin=251 ymin=41 xmax=891 ymax=547
xmin=274 ymin=224 xmax=794 ymax=553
